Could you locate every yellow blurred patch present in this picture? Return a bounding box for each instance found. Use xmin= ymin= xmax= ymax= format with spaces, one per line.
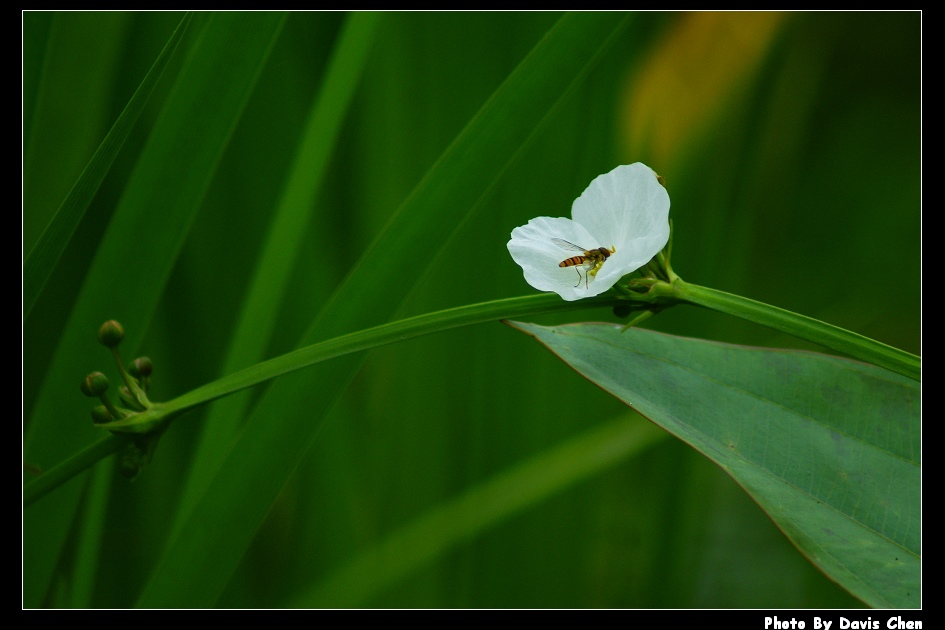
xmin=622 ymin=12 xmax=787 ymax=166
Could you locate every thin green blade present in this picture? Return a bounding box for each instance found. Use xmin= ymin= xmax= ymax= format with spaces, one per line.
xmin=23 ymin=13 xmax=193 ymax=319
xmin=171 ymin=11 xmax=383 ymax=541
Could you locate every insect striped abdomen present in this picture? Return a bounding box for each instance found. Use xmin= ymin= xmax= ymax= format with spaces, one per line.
xmin=559 ymin=256 xmax=587 ymax=268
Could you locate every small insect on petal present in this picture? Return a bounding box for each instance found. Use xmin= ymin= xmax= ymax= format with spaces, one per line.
xmin=552 ymin=238 xmax=615 ymax=289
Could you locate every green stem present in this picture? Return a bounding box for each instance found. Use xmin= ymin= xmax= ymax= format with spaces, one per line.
xmin=162 ymin=293 xmax=620 ymax=414
xmin=23 ymin=434 xmax=127 ymax=507
xmin=657 ymin=279 xmax=920 ymax=382
xmin=24 ymin=293 xmax=623 ymax=506
xmin=24 ymin=282 xmax=919 ymax=507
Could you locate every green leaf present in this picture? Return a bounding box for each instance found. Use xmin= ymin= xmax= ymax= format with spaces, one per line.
xmin=507 ymin=321 xmax=920 ymax=609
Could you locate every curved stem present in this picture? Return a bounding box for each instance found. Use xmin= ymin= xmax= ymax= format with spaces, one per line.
xmin=24 ymin=293 xmax=625 ymax=506
xmin=163 ymin=293 xmax=623 ymax=415
xmin=660 ymin=279 xmax=920 ymax=381
xmin=25 ymin=282 xmax=919 ymax=507
xmin=23 ymin=434 xmax=127 ymax=507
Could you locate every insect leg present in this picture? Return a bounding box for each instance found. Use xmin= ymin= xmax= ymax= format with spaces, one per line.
xmin=573 ymin=267 xmax=582 ymax=288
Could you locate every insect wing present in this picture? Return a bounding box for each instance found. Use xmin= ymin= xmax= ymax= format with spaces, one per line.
xmin=551 ymin=238 xmax=588 ymax=253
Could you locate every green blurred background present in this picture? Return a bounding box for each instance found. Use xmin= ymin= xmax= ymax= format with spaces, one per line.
xmin=23 ymin=12 xmax=920 ymax=608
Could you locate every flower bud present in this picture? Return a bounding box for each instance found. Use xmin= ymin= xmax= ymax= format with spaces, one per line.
xmin=80 ymin=372 xmax=110 ymax=397
xmin=90 ymin=405 xmax=112 ymax=424
xmin=129 ymin=356 xmax=153 ymax=378
xmin=98 ymin=320 xmax=125 ymax=348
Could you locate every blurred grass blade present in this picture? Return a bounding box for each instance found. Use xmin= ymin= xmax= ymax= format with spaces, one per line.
xmin=295 ymin=414 xmax=668 ymax=607
xmin=23 ymin=13 xmax=286 ymax=608
xmin=171 ymin=12 xmax=382 ymax=540
xmin=508 ymin=321 xmax=920 ymax=609
xmin=68 ymin=463 xmax=113 ymax=607
xmin=23 ymin=13 xmax=193 ymax=319
xmin=22 ymin=11 xmax=54 ymax=151
xmin=138 ymin=12 xmax=632 ymax=607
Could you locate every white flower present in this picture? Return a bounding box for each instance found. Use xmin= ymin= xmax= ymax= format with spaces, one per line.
xmin=507 ymin=163 xmax=671 ymax=301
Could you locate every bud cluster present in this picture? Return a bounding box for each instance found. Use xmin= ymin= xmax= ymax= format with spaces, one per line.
xmin=80 ymin=320 xmax=162 ymax=479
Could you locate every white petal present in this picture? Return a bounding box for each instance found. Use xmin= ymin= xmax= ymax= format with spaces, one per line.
xmin=571 ymin=163 xmax=670 ymax=274
xmin=507 ymin=163 xmax=671 ymax=301
xmin=507 ymin=216 xmax=604 ymax=301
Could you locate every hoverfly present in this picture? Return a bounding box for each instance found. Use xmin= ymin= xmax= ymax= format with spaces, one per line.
xmin=551 ymin=238 xmax=616 ymax=289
